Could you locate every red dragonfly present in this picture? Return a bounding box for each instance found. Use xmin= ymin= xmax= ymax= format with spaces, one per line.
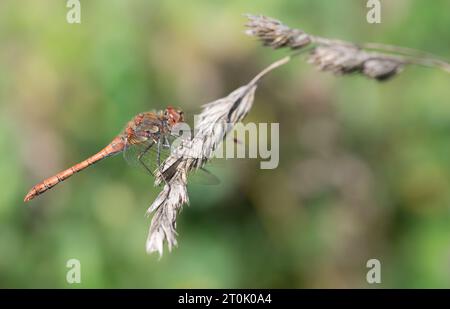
xmin=24 ymin=107 xmax=184 ymax=202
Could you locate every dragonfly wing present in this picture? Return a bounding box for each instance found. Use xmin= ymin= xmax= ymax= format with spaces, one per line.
xmin=124 ymin=129 xmax=219 ymax=185
xmin=188 ymin=167 xmax=221 ymax=185
xmin=123 ymin=140 xmax=154 ymax=167
xmin=125 ymin=135 xmax=178 ymax=176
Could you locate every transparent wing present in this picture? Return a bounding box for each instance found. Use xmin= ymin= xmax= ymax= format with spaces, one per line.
xmin=189 ymin=167 xmax=221 ymax=185
xmin=124 ymin=129 xmax=220 ymax=185
xmin=123 ymin=139 xmax=154 ymax=168
xmin=123 ymin=140 xmax=168 ymax=176
xmin=123 ymin=132 xmax=182 ymax=176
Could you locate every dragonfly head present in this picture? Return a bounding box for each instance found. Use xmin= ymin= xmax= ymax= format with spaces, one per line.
xmin=164 ymin=106 xmax=184 ymax=127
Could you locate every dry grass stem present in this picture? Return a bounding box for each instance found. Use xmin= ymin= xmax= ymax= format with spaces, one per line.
xmin=245 ymin=14 xmax=450 ymax=80
xmin=146 ymin=14 xmax=449 ymax=257
xmin=146 ymin=57 xmax=290 ymax=256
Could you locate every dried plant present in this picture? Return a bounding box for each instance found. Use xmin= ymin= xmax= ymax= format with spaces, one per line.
xmin=244 ymin=13 xmax=311 ymax=50
xmin=245 ymin=14 xmax=450 ymax=80
xmin=146 ymin=57 xmax=290 ymax=256
xmin=307 ymin=45 xmax=404 ymax=81
xmin=146 ymin=14 xmax=450 ymax=257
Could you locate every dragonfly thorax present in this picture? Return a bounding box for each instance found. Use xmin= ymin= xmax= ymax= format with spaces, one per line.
xmin=121 ymin=107 xmax=184 ymax=146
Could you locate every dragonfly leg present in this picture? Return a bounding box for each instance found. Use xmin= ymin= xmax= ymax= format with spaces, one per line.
xmin=163 ymin=135 xmax=170 ymax=148
xmin=138 ymin=143 xmax=155 ymax=177
xmin=157 ymin=138 xmax=162 ymax=167
xmin=157 ymin=138 xmax=170 ymax=186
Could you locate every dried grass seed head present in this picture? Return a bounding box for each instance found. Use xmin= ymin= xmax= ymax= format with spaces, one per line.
xmin=308 ymin=45 xmax=404 ymax=80
xmin=362 ymin=58 xmax=404 ymax=81
xmin=245 ymin=14 xmax=311 ymax=50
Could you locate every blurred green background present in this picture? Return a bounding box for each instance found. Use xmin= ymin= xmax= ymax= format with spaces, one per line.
xmin=1 ymin=0 xmax=450 ymax=288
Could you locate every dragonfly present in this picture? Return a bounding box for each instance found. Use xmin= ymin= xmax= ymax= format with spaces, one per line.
xmin=24 ymin=107 xmax=185 ymax=202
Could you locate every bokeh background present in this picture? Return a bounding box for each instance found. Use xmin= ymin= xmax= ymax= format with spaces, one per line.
xmin=1 ymin=0 xmax=450 ymax=288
